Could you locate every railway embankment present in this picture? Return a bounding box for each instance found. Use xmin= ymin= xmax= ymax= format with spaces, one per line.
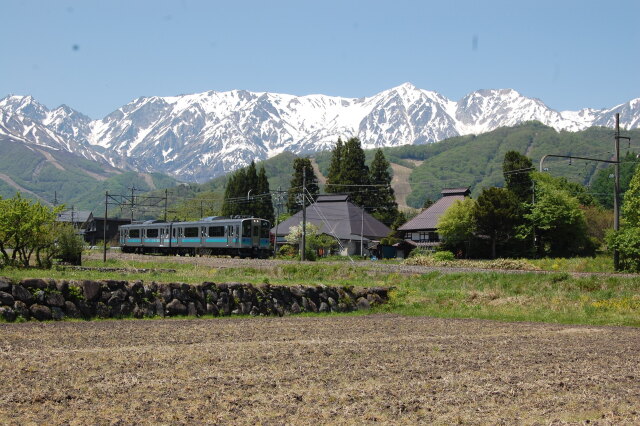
xmin=0 ymin=276 xmax=389 ymax=322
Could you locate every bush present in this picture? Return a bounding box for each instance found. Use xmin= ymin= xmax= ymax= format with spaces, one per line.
xmin=408 ymin=247 xmax=432 ymax=258
xmin=607 ymin=227 xmax=640 ymax=272
xmin=433 ymin=250 xmax=455 ymax=261
xmin=56 ymin=225 xmax=84 ymax=265
xmin=278 ymin=244 xmax=297 ymax=258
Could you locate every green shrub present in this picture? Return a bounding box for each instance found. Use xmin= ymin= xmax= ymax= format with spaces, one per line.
xmin=56 ymin=225 xmax=84 ymax=265
xmin=607 ymin=227 xmax=640 ymax=272
xmin=433 ymin=250 xmax=455 ymax=261
xmin=408 ymin=247 xmax=432 ymax=258
xmin=278 ymin=244 xmax=297 ymax=258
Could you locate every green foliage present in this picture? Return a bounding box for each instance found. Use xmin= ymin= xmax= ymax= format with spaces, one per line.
xmin=474 ymin=187 xmax=522 ymax=258
xmin=0 ymin=138 xmax=179 ymax=213
xmin=368 ymin=149 xmax=399 ymax=225
xmin=325 ymin=137 xmax=371 ymax=207
xmin=437 ymin=198 xmax=477 ymax=249
xmin=621 ymin=161 xmax=640 ymax=227
xmin=590 ymin=152 xmax=639 ymax=209
xmin=220 ymin=161 xmax=274 ymax=221
xmin=408 ymin=247 xmax=432 ymax=258
xmin=503 ymin=150 xmax=533 ymax=202
xmin=432 ymin=250 xmax=455 ymax=261
xmin=0 ymin=193 xmax=63 ymax=268
xmin=325 ymin=137 xmax=344 ymax=193
xmin=525 ymin=173 xmax=595 ymax=257
xmin=606 ymin=164 xmax=640 ymax=272
xmin=278 ymin=244 xmax=297 ymax=258
xmin=55 ymin=223 xmax=84 ymax=265
xmin=255 ymin=166 xmax=275 ymax=223
xmin=607 ymin=227 xmax=640 ymax=272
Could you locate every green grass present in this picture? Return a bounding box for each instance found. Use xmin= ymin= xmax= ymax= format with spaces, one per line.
xmin=528 ymin=254 xmax=614 ymax=273
xmin=1 ymin=257 xmax=638 ymax=327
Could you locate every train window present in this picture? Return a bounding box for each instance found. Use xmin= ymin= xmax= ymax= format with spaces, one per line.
xmin=208 ymin=226 xmax=224 ymax=237
xmin=147 ymin=228 xmax=159 ymax=238
xmin=184 ymin=227 xmax=198 ymax=238
xmin=227 ymin=225 xmax=233 ymax=236
xmin=252 ymin=225 xmax=259 ymax=237
xmin=242 ymin=221 xmax=251 ymax=237
xmin=261 ymin=224 xmax=270 ymax=238
xmin=129 ymin=229 xmax=140 ymax=238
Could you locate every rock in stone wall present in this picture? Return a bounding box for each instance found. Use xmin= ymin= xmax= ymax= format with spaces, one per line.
xmin=0 ymin=276 xmax=390 ymax=322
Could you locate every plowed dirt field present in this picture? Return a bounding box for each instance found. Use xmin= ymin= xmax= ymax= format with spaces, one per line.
xmin=1 ymin=315 xmax=638 ymax=424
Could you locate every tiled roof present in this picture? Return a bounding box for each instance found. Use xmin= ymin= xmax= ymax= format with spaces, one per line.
xmin=56 ymin=210 xmax=93 ymax=223
xmin=440 ymin=187 xmax=471 ymax=196
xmin=398 ymin=188 xmax=470 ymax=231
xmin=315 ymin=194 xmax=350 ymax=202
xmin=272 ymin=198 xmax=390 ymax=240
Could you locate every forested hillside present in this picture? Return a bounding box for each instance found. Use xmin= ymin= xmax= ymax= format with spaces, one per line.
xmin=0 ymin=136 xmax=179 ymax=213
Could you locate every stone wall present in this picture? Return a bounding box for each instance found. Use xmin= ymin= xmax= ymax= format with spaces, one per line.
xmin=0 ymin=277 xmax=390 ymax=322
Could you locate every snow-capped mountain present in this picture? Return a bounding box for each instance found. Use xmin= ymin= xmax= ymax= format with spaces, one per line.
xmin=1 ymin=85 xmax=639 ymax=182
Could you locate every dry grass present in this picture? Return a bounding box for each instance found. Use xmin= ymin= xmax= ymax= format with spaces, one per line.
xmin=1 ymin=315 xmax=638 ymax=424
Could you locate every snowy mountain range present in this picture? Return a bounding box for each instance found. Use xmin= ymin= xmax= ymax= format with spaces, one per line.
xmin=1 ymin=83 xmax=639 ymax=182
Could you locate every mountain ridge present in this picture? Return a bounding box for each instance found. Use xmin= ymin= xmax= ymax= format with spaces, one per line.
xmin=1 ymin=85 xmax=639 ymax=183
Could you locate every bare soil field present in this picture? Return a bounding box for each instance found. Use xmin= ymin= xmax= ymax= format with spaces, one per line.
xmin=1 ymin=315 xmax=638 ymax=424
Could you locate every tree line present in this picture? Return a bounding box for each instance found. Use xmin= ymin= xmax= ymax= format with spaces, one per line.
xmin=437 ymin=149 xmax=640 ymax=270
xmin=221 ymin=137 xmax=400 ymax=226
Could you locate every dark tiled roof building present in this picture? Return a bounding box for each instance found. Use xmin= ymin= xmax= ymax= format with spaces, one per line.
xmin=272 ymin=194 xmax=391 ymax=256
xmin=398 ymin=187 xmax=470 ymax=249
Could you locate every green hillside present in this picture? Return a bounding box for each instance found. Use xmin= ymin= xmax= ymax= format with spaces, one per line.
xmin=157 ymin=122 xmax=640 ymax=216
xmin=5 ymin=122 xmax=637 ymax=219
xmin=0 ymin=136 xmax=180 ymax=214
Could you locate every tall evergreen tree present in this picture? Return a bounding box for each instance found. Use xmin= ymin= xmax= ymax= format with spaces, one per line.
xmin=245 ymin=161 xmax=259 ymax=214
xmin=325 ymin=137 xmax=344 ymax=194
xmin=503 ymin=151 xmax=534 ymax=203
xmin=256 ymin=166 xmax=275 ymax=223
xmin=221 ymin=169 xmax=246 ymax=217
xmin=474 ymin=187 xmax=521 ymax=259
xmin=369 ymin=149 xmax=399 ymax=225
xmin=287 ymin=158 xmax=319 ymax=214
xmin=339 ymin=137 xmax=370 ymax=207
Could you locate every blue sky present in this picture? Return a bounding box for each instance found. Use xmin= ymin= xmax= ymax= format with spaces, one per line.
xmin=2 ymin=0 xmax=638 ymax=119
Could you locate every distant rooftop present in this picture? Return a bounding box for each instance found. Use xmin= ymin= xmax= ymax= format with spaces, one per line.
xmin=399 ymin=187 xmax=470 ymax=232
xmin=315 ymin=194 xmax=350 ymax=203
xmin=440 ymin=187 xmax=471 ymax=196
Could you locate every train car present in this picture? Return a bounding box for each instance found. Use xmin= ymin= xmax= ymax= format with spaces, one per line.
xmin=119 ymin=216 xmax=272 ymax=258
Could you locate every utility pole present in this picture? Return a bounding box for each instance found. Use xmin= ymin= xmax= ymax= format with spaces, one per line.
xmin=301 ymin=168 xmax=307 ymax=261
xmin=360 ymin=206 xmax=365 ymax=257
xmin=613 ymin=113 xmax=621 ymax=270
xmin=612 ymin=113 xmax=632 ymax=270
xmin=129 ymin=186 xmax=136 ymax=223
xmin=164 ymin=189 xmax=168 ymax=222
xmin=274 ymin=186 xmax=282 ymax=256
xmin=103 ymin=191 xmax=108 ymax=262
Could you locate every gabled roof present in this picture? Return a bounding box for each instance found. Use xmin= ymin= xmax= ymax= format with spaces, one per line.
xmin=315 ymin=194 xmax=350 ymax=203
xmin=398 ymin=187 xmax=470 ymax=232
xmin=440 ymin=187 xmax=471 ymax=196
xmin=272 ymin=197 xmax=390 ymax=240
xmin=56 ymin=210 xmax=93 ymax=224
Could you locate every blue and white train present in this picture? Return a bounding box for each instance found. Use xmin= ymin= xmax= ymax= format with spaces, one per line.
xmin=119 ymin=216 xmax=272 ymax=258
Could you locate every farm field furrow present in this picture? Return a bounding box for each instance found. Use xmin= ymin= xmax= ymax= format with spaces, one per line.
xmin=0 ymin=315 xmax=638 ymax=424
